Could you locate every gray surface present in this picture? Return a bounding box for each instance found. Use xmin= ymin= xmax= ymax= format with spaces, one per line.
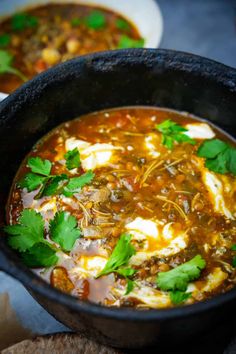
xmin=158 ymin=0 xmax=236 ymax=68
xmin=1 ymin=0 xmax=236 ymax=339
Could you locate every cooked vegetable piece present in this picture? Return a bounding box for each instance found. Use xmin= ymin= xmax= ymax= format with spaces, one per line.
xmin=155 ymin=119 xmax=196 ymax=149
xmin=65 ymin=148 xmax=81 ymax=170
xmin=50 ymin=211 xmax=81 ymax=251
xmin=0 ymin=50 xmax=27 ymax=81
xmin=197 ymin=139 xmax=236 ymax=175
xmin=118 ymin=35 xmax=145 ymax=49
xmin=156 ymin=255 xmax=206 ymax=292
xmin=21 ymin=243 xmax=58 ymax=267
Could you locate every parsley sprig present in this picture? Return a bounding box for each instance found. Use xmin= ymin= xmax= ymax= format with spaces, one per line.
xmin=156 ymin=255 xmax=206 ymax=304
xmin=197 ymin=138 xmax=236 ymax=175
xmin=4 ymin=209 xmax=81 ymax=267
xmin=155 ymin=119 xmax=196 ymax=150
xmin=96 ymin=233 xmax=136 ymax=294
xmin=0 ymin=50 xmax=27 ymax=81
xmin=19 ymin=155 xmax=94 ymax=198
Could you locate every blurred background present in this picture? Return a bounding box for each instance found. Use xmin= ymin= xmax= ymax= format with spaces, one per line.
xmin=159 ymin=0 xmax=236 ymax=68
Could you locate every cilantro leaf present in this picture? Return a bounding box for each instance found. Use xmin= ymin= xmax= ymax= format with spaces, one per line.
xmin=40 ymin=174 xmax=68 ymax=197
xmin=65 ymin=148 xmax=81 ymax=170
xmin=155 ymin=119 xmax=196 ymax=150
xmin=4 ymin=209 xmax=44 ymax=252
xmin=0 ymin=34 xmax=11 ymax=48
xmin=231 ymin=244 xmax=236 ymax=251
xmin=197 ymin=139 xmax=236 ymax=176
xmin=116 ymin=19 xmax=130 ymax=31
xmin=21 ymin=243 xmax=58 ymax=268
xmin=0 ymin=50 xmax=27 ymax=81
xmin=96 ymin=233 xmax=136 ymax=278
xmin=71 ymin=18 xmax=82 ymax=27
xmin=11 ymin=13 xmax=38 ymax=31
xmin=63 ymin=170 xmax=94 ymax=197
xmin=28 ymin=157 xmax=52 ymax=176
xmin=170 ymin=290 xmax=192 ymax=305
xmin=49 ymin=211 xmax=81 ymax=251
xmin=18 ymin=172 xmax=46 ymax=192
xmin=197 ymin=139 xmax=228 ymax=158
xmin=85 ymin=11 xmax=106 ymax=29
xmin=125 ymin=279 xmax=135 ymax=295
xmin=118 ymin=35 xmax=145 ymax=49
xmin=156 ymin=255 xmax=206 ymax=292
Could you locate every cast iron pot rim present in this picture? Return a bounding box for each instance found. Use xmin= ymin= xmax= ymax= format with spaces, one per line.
xmin=1 ymin=48 xmax=236 ymax=322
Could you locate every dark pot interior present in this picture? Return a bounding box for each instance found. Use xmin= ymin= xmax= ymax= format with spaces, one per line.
xmin=0 ymin=49 xmax=236 ymax=349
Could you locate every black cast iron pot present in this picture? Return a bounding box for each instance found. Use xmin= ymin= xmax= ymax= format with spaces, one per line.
xmin=0 ymin=49 xmax=236 ymax=349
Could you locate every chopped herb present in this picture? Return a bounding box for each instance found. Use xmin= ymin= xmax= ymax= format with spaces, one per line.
xmin=40 ymin=174 xmax=68 ymax=197
xmin=0 ymin=50 xmax=27 ymax=81
xmin=231 ymin=245 xmax=236 ymax=251
xmin=96 ymin=233 xmax=136 ymax=295
xmin=156 ymin=255 xmax=206 ymax=292
xmin=170 ymin=290 xmax=192 ymax=305
xmin=49 ymin=211 xmax=81 ymax=251
xmin=4 ymin=209 xmax=45 ymax=252
xmin=28 ymin=156 xmax=52 ymax=176
xmin=4 ymin=209 xmax=81 ymax=268
xmin=0 ymin=34 xmax=11 ymax=48
xmin=116 ymin=18 xmax=130 ymax=31
xmin=63 ymin=170 xmax=94 ymax=197
xmin=71 ymin=17 xmax=82 ymax=27
xmin=155 ymin=119 xmax=196 ymax=150
xmin=85 ymin=11 xmax=106 ymax=29
xmin=65 ymin=148 xmax=81 ymax=170
xmin=21 ymin=243 xmax=58 ymax=268
xmin=197 ymin=139 xmax=236 ymax=176
xmin=19 ymin=172 xmax=46 ymax=192
xmin=118 ymin=35 xmax=145 ymax=49
xmin=11 ymin=13 xmax=38 ymax=31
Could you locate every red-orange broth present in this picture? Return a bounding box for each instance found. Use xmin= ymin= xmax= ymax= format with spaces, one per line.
xmin=6 ymin=107 xmax=236 ymax=309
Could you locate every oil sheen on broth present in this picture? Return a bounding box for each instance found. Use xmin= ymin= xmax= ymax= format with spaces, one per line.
xmin=6 ymin=107 xmax=236 ymax=309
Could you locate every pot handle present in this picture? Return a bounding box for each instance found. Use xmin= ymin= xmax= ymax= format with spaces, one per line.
xmin=0 ymin=92 xmax=8 ymax=102
xmin=0 ymin=248 xmax=15 ymax=276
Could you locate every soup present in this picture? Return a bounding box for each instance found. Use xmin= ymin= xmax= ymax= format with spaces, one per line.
xmin=5 ymin=107 xmax=236 ymax=309
xmin=0 ymin=4 xmax=143 ymax=93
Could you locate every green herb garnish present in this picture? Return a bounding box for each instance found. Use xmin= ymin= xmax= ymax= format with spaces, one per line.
xmin=71 ymin=17 xmax=82 ymax=27
xmin=0 ymin=50 xmax=27 ymax=81
xmin=21 ymin=243 xmax=58 ymax=268
xmin=116 ymin=18 xmax=130 ymax=31
xmin=11 ymin=13 xmax=38 ymax=31
xmin=96 ymin=233 xmax=136 ymax=294
xmin=85 ymin=11 xmax=106 ymax=29
xmin=118 ymin=35 xmax=145 ymax=49
xmin=64 ymin=148 xmax=81 ymax=170
xmin=49 ymin=211 xmax=81 ymax=251
xmin=170 ymin=290 xmax=192 ymax=305
xmin=4 ymin=209 xmax=45 ymax=252
xmin=19 ymin=156 xmax=93 ymax=198
xmin=157 ymin=255 xmax=206 ymax=292
xmin=197 ymin=139 xmax=236 ymax=175
xmin=231 ymin=244 xmax=236 ymax=267
xmin=63 ymin=170 xmax=94 ymax=197
xmin=0 ymin=34 xmax=11 ymax=48
xmin=155 ymin=119 xmax=196 ymax=150
xmin=4 ymin=209 xmax=81 ymax=268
